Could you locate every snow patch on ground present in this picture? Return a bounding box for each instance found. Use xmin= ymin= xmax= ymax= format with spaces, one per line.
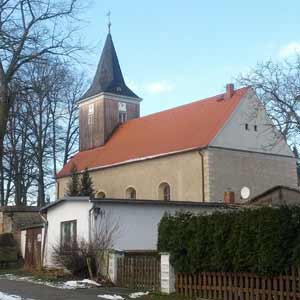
xmin=129 ymin=291 xmax=149 ymax=298
xmin=64 ymin=279 xmax=101 ymax=288
xmin=98 ymin=295 xmax=124 ymax=300
xmin=0 ymin=274 xmax=101 ymax=290
xmin=0 ymin=291 xmax=35 ymax=300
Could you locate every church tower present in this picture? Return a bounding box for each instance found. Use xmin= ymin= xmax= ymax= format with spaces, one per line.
xmin=78 ymin=31 xmax=141 ymax=151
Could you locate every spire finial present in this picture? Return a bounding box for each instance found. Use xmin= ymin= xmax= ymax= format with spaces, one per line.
xmin=106 ymin=11 xmax=111 ymax=33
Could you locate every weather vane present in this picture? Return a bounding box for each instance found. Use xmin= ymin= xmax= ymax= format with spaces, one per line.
xmin=107 ymin=11 xmax=111 ymax=33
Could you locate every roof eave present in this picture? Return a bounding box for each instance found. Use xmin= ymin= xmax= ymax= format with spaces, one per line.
xmin=56 ymin=146 xmax=207 ymax=179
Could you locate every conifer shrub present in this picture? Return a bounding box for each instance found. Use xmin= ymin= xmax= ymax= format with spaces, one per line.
xmin=157 ymin=206 xmax=300 ymax=276
xmin=66 ymin=164 xmax=80 ymax=196
xmin=65 ymin=165 xmax=95 ymax=198
xmin=80 ymin=168 xmax=94 ymax=197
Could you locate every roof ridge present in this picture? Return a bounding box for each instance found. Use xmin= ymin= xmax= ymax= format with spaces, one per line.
xmin=122 ymin=86 xmax=250 ymax=125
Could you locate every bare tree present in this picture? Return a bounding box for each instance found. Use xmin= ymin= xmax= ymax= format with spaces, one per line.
xmin=91 ymin=209 xmax=119 ymax=279
xmin=2 ymin=57 xmax=84 ymax=206
xmin=237 ymin=57 xmax=300 ymax=149
xmin=0 ymin=0 xmax=83 ymax=205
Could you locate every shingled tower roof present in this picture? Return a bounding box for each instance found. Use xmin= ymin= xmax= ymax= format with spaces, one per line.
xmin=82 ymin=33 xmax=140 ymax=100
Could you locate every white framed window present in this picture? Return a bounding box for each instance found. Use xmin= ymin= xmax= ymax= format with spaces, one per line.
xmin=61 ymin=220 xmax=77 ymax=250
xmin=88 ymin=103 xmax=94 ymax=115
xmin=118 ymin=102 xmax=127 ymax=112
xmin=88 ymin=103 xmax=94 ymax=126
xmin=88 ymin=114 xmax=93 ymax=126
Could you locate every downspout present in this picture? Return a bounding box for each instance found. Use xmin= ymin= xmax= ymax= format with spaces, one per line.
xmin=40 ymin=212 xmax=48 ymax=268
xmin=88 ymin=201 xmax=96 ymax=243
xmin=198 ymin=150 xmax=205 ymax=202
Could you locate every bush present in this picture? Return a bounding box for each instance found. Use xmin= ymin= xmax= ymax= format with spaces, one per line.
xmin=52 ymin=240 xmax=96 ymax=277
xmin=157 ymin=206 xmax=300 ymax=276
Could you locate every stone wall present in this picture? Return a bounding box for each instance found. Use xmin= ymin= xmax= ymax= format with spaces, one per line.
xmin=207 ymin=147 xmax=298 ymax=202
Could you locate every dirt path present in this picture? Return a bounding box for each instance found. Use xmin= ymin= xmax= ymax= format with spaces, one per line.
xmin=0 ymin=278 xmax=132 ymax=300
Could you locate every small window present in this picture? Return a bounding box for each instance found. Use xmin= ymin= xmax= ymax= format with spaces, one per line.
xmin=126 ymin=187 xmax=136 ymax=199
xmin=88 ymin=103 xmax=94 ymax=114
xmin=158 ymin=182 xmax=171 ymax=201
xmin=119 ymin=112 xmax=127 ymax=123
xmin=118 ymin=102 xmax=126 ymax=111
xmin=61 ymin=220 xmax=77 ymax=250
xmin=254 ymin=125 xmax=258 ymax=132
xmin=245 ymin=123 xmax=249 ymax=130
xmin=88 ymin=103 xmax=94 ymax=126
xmin=88 ymin=114 xmax=93 ymax=126
xmin=97 ymin=191 xmax=106 ymax=199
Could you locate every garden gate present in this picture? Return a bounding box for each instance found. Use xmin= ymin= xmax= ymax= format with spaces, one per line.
xmin=116 ymin=253 xmax=161 ymax=291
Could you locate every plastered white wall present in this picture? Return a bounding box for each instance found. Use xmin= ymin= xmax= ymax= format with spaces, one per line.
xmin=93 ymin=202 xmax=221 ymax=251
xmin=211 ymin=89 xmax=293 ymax=156
xmin=44 ymin=200 xmax=92 ymax=268
xmin=45 ymin=200 xmax=223 ymax=265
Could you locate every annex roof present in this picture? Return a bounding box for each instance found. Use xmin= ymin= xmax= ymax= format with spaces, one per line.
xmin=40 ymin=196 xmax=231 ymax=212
xmin=57 ymin=86 xmax=250 ymax=178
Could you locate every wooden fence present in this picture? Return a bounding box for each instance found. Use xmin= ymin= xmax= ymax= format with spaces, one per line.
xmin=117 ymin=255 xmax=160 ymax=291
xmin=176 ymin=267 xmax=300 ymax=300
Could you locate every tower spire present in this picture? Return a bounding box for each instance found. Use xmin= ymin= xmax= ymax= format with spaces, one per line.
xmin=107 ymin=11 xmax=111 ymax=33
xmin=81 ymin=27 xmax=140 ymax=100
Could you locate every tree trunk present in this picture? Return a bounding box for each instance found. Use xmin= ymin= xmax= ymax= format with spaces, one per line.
xmin=37 ymin=163 xmax=45 ymax=207
xmin=0 ymin=100 xmax=10 ymax=206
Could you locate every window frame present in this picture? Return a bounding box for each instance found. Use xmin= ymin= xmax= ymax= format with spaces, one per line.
xmin=60 ymin=220 xmax=77 ymax=251
xmin=126 ymin=187 xmax=137 ymax=199
xmin=97 ymin=191 xmax=106 ymax=199
xmin=158 ymin=182 xmax=171 ymax=201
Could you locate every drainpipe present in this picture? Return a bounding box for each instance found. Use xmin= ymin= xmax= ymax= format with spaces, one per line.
xmin=88 ymin=201 xmax=96 ymax=243
xmin=198 ymin=151 xmax=205 ymax=202
xmin=40 ymin=212 xmax=48 ymax=268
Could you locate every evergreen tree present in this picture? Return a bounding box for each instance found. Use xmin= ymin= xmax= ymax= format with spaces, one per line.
xmin=66 ymin=164 xmax=80 ymax=196
xmin=80 ymin=168 xmax=94 ymax=198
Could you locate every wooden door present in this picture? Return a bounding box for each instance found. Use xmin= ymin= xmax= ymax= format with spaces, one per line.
xmin=24 ymin=228 xmax=42 ymax=269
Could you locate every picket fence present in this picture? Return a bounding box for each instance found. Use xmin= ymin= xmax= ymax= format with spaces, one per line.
xmin=176 ymin=267 xmax=300 ymax=300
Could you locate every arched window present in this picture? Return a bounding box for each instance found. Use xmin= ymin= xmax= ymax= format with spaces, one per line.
xmin=158 ymin=182 xmax=171 ymax=201
xmin=126 ymin=187 xmax=136 ymax=199
xmin=97 ymin=191 xmax=106 ymax=199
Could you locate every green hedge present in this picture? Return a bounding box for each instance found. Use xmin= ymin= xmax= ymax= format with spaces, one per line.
xmin=157 ymin=206 xmax=300 ymax=276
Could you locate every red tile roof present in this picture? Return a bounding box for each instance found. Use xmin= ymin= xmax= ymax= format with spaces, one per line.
xmin=57 ymin=87 xmax=250 ymax=178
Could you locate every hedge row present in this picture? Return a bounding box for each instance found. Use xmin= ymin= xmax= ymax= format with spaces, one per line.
xmin=157 ymin=206 xmax=300 ymax=276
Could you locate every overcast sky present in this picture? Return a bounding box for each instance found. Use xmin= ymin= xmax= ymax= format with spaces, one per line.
xmin=79 ymin=0 xmax=300 ymax=116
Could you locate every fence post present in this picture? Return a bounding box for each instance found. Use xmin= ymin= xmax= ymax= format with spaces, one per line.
xmin=160 ymin=252 xmax=175 ymax=294
xmin=108 ymin=250 xmax=123 ymax=284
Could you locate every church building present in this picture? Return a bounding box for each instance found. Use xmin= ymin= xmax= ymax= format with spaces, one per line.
xmin=56 ymin=31 xmax=298 ymax=203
